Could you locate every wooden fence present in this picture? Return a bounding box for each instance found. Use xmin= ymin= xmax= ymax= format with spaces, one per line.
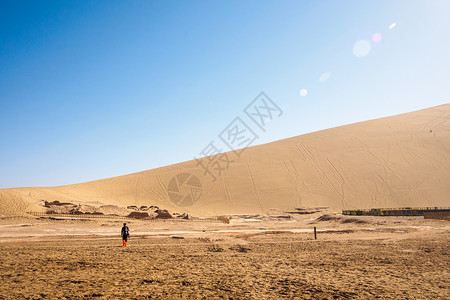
xmin=342 ymin=207 xmax=450 ymax=217
xmin=423 ymin=211 xmax=450 ymax=220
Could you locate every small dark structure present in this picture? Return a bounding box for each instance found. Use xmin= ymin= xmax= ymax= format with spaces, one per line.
xmin=155 ymin=209 xmax=172 ymax=219
xmin=127 ymin=211 xmax=150 ymax=219
xmin=44 ymin=200 xmax=75 ymax=207
xmin=178 ymin=213 xmax=189 ymax=220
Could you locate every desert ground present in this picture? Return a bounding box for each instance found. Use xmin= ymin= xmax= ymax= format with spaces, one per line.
xmin=1 ymin=213 xmax=448 ymax=299
xmin=1 ymin=105 xmax=449 ymax=299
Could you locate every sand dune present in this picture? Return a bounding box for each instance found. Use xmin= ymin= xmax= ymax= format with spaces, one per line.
xmin=1 ymin=104 xmax=449 ymax=216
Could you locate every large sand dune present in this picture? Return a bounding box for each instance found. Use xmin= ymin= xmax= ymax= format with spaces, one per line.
xmin=1 ymin=104 xmax=449 ymax=216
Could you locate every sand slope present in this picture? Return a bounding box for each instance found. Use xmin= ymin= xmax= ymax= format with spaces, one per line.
xmin=1 ymin=104 xmax=449 ymax=216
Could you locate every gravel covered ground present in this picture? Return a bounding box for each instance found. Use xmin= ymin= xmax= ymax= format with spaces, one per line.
xmin=0 ymin=218 xmax=449 ymax=299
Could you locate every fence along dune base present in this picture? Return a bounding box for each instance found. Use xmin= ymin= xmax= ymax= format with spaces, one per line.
xmin=342 ymin=207 xmax=450 ymax=217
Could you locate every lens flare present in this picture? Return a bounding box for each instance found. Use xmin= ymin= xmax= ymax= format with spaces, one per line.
xmin=389 ymin=22 xmax=396 ymax=29
xmin=372 ymin=33 xmax=382 ymax=43
xmin=319 ymin=72 xmax=331 ymax=82
xmin=353 ymin=40 xmax=371 ymax=57
xmin=299 ymin=89 xmax=308 ymax=97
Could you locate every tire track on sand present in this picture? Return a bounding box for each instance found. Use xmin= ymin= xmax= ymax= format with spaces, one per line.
xmin=246 ymin=163 xmax=264 ymax=213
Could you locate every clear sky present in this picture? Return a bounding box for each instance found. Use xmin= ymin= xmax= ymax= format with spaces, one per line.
xmin=1 ymin=0 xmax=449 ymax=188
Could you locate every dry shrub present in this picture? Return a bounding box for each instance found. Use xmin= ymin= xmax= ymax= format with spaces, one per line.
xmin=316 ymin=214 xmax=368 ymax=224
xmin=197 ymin=237 xmax=211 ymax=243
xmin=316 ymin=214 xmax=338 ymax=222
xmin=217 ymin=216 xmax=230 ymax=224
xmin=341 ymin=218 xmax=367 ymax=224
xmin=207 ymin=244 xmax=224 ymax=252
xmin=230 ymin=244 xmax=251 ymax=253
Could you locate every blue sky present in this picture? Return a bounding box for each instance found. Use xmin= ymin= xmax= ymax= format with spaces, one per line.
xmin=1 ymin=0 xmax=449 ymax=188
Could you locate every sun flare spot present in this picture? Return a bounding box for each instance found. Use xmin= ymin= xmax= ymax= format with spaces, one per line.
xmin=372 ymin=33 xmax=382 ymax=43
xmin=353 ymin=40 xmax=371 ymax=57
xmin=319 ymin=72 xmax=331 ymax=82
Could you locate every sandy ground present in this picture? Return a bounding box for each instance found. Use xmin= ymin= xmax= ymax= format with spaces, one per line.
xmin=0 ymin=215 xmax=449 ymax=299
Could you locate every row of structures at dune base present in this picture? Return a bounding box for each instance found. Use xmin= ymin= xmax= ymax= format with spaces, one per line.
xmin=342 ymin=207 xmax=450 ymax=220
xmin=25 ymin=211 xmax=228 ymax=223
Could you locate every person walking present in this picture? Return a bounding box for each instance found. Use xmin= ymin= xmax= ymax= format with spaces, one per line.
xmin=121 ymin=223 xmax=130 ymax=247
